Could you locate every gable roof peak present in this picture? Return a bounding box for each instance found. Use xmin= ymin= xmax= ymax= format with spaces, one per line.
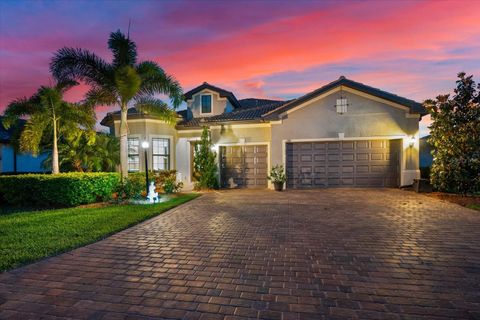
xmin=339 ymin=75 xmax=346 ymax=80
xmin=184 ymin=82 xmax=242 ymax=108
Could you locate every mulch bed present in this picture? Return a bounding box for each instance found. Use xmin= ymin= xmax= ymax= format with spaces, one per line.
xmin=422 ymin=192 xmax=480 ymax=208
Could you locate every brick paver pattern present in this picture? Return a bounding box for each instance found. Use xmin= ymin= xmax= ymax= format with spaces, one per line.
xmin=1 ymin=189 xmax=480 ymax=320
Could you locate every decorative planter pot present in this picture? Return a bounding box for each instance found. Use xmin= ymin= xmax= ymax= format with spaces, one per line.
xmin=273 ymin=181 xmax=284 ymax=192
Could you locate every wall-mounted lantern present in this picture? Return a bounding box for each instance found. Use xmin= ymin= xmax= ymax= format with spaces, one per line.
xmin=409 ymin=136 xmax=415 ymax=148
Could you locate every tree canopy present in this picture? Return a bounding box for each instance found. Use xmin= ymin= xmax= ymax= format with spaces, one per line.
xmin=425 ymin=72 xmax=480 ymax=195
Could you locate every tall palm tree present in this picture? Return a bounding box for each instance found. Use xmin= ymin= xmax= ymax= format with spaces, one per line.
xmin=50 ymin=30 xmax=183 ymax=178
xmin=2 ymin=82 xmax=96 ymax=174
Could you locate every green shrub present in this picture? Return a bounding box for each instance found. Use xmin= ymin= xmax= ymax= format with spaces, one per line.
xmin=154 ymin=170 xmax=183 ymax=194
xmin=116 ymin=172 xmax=146 ymax=200
xmin=193 ymin=127 xmax=218 ymax=190
xmin=0 ymin=172 xmax=120 ymax=207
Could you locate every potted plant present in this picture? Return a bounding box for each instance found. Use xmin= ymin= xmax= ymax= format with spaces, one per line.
xmin=268 ymin=165 xmax=287 ymax=191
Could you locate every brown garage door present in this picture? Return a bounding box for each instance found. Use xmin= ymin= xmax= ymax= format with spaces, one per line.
xmin=286 ymin=140 xmax=400 ymax=188
xmin=220 ymin=145 xmax=268 ymax=188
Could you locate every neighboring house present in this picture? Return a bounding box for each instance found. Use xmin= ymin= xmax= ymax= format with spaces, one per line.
xmin=101 ymin=76 xmax=426 ymax=189
xmin=0 ymin=117 xmax=47 ymax=174
xmin=420 ymin=135 xmax=433 ymax=167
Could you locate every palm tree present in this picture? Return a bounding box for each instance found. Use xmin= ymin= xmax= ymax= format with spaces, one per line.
xmin=2 ymin=82 xmax=96 ymax=174
xmin=50 ymin=30 xmax=183 ymax=178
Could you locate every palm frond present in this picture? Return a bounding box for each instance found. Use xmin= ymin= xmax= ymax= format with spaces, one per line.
xmin=84 ymin=86 xmax=118 ymax=107
xmin=108 ymin=30 xmax=137 ymax=67
xmin=59 ymin=102 xmax=96 ymax=139
xmin=135 ymin=96 xmax=178 ymax=125
xmin=2 ymin=96 xmax=39 ymax=128
xmin=55 ymin=79 xmax=79 ymax=93
xmin=115 ymin=66 xmax=141 ymax=102
xmin=19 ymin=113 xmax=50 ymax=155
xmin=136 ymin=61 xmax=183 ymax=108
xmin=50 ymin=47 xmax=113 ymax=87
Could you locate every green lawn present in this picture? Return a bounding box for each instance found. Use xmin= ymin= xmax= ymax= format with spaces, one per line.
xmin=0 ymin=193 xmax=199 ymax=271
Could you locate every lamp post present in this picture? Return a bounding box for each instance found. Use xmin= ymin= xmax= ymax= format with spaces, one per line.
xmin=141 ymin=141 xmax=150 ymax=198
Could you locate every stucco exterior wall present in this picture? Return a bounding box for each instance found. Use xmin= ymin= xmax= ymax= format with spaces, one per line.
xmin=270 ymin=90 xmax=420 ymax=185
xmin=113 ymin=119 xmax=177 ymax=172
xmin=187 ymin=89 xmax=233 ymax=118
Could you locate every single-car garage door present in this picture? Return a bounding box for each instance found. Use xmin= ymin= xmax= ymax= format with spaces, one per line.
xmin=286 ymin=140 xmax=400 ymax=188
xmin=220 ymin=145 xmax=268 ymax=188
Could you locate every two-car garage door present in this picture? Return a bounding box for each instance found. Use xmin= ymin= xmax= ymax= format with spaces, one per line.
xmin=286 ymin=140 xmax=400 ymax=188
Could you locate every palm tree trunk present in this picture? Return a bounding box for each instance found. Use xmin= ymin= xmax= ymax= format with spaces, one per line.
xmin=119 ymin=104 xmax=129 ymax=179
xmin=52 ymin=114 xmax=60 ymax=174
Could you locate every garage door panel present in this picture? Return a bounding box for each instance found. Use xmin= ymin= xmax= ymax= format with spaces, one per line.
xmin=370 ymin=153 xmax=384 ymax=161
xmin=286 ymin=140 xmax=399 ymax=188
xmin=221 ymin=145 xmax=268 ymax=188
xmin=300 ymin=155 xmax=312 ymax=162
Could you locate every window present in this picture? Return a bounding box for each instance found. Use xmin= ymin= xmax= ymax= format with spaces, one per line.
xmin=152 ymin=138 xmax=170 ymax=171
xmin=336 ymin=98 xmax=348 ymax=114
xmin=127 ymin=138 xmax=140 ymax=172
xmin=201 ymin=94 xmax=212 ymax=114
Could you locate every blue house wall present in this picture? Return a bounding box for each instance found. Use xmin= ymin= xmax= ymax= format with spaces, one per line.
xmin=1 ymin=144 xmax=47 ymax=173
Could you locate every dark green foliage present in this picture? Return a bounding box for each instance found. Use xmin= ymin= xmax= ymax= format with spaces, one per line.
xmin=0 ymin=193 xmax=199 ymax=271
xmin=425 ymin=72 xmax=480 ymax=195
xmin=0 ymin=173 xmax=120 ymax=207
xmin=43 ymin=132 xmax=120 ymax=172
xmin=156 ymin=170 xmax=183 ymax=194
xmin=116 ymin=172 xmax=146 ymax=200
xmin=193 ymin=127 xmax=218 ymax=189
xmin=267 ymin=165 xmax=287 ymax=183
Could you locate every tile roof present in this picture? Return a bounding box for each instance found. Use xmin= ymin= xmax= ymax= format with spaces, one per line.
xmin=176 ymin=100 xmax=286 ymax=128
xmin=238 ymin=98 xmax=285 ymax=109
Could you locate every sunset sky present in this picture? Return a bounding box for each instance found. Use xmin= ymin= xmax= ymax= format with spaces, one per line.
xmin=1 ymin=0 xmax=480 ymax=135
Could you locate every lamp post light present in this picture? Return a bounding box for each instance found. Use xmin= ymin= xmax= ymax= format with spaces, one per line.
xmin=141 ymin=141 xmax=150 ymax=198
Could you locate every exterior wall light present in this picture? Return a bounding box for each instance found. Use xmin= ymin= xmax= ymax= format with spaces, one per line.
xmin=409 ymin=136 xmax=415 ymax=148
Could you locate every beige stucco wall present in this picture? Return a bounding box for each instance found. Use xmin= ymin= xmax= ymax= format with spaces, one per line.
xmin=187 ymin=89 xmax=234 ymax=118
xmin=270 ymin=89 xmax=421 ymax=185
xmin=113 ymin=119 xmax=178 ymax=172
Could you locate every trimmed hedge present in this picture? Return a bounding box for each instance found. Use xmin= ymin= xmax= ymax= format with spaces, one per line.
xmin=0 ymin=173 xmax=120 ymax=207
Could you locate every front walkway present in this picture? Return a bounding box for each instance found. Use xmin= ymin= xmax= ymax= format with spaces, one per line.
xmin=1 ymin=189 xmax=479 ymax=319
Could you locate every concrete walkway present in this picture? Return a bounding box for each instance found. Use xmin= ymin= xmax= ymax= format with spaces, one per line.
xmin=0 ymin=189 xmax=479 ymax=319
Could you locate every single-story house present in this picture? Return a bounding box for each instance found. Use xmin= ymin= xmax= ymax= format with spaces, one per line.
xmin=101 ymin=76 xmax=426 ymax=189
xmin=0 ymin=117 xmax=47 ymax=174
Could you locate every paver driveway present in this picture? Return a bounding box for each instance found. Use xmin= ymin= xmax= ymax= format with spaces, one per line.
xmin=1 ymin=189 xmax=480 ymax=320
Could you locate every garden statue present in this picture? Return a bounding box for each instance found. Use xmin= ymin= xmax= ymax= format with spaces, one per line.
xmin=147 ymin=181 xmax=159 ymax=203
